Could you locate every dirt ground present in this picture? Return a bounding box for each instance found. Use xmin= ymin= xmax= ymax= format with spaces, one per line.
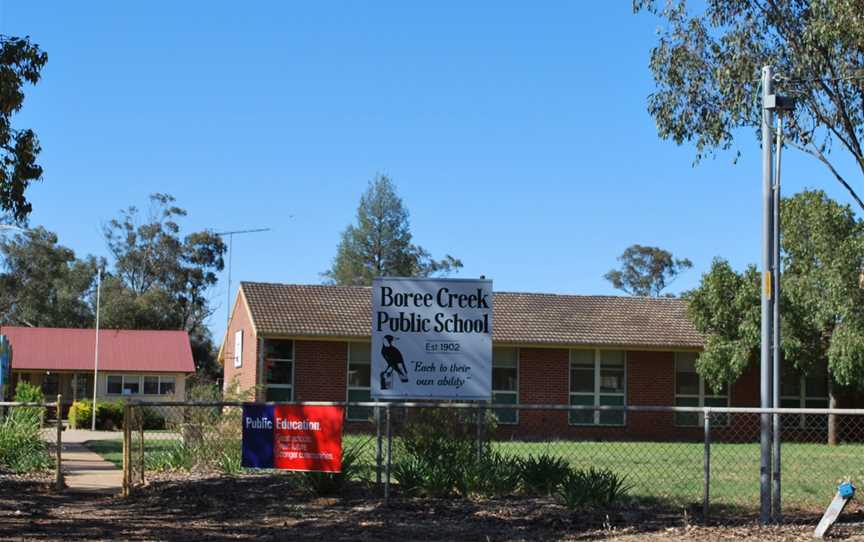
xmin=2 ymin=474 xmax=864 ymax=541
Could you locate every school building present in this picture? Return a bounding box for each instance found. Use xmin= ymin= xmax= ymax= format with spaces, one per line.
xmin=220 ymin=282 xmax=839 ymax=440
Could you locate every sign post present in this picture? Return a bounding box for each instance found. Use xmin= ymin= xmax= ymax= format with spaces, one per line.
xmin=371 ymin=277 xmax=493 ymax=400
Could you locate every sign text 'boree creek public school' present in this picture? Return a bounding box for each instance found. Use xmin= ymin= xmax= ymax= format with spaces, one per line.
xmin=371 ymin=277 xmax=493 ymax=400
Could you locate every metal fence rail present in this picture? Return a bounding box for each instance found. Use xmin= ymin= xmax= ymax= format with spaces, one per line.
xmin=123 ymin=401 xmax=864 ymax=518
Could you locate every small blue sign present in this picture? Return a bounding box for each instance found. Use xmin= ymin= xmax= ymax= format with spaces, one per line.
xmin=0 ymin=336 xmax=10 ymax=392
xmin=241 ymin=404 xmax=275 ymax=469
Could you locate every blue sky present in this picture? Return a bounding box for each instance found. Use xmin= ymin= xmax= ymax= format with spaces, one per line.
xmin=2 ymin=2 xmax=861 ymax=342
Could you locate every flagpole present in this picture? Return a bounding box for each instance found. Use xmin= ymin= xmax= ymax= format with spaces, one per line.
xmin=90 ymin=269 xmax=102 ymax=431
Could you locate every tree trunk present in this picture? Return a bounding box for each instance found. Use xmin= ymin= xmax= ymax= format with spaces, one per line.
xmin=827 ymin=377 xmax=838 ymax=446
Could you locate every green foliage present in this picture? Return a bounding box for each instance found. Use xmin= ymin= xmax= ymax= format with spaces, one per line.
xmin=604 ymin=244 xmax=692 ymax=297
xmin=634 ymin=1 xmax=864 ymax=208
xmin=98 ymin=401 xmax=125 ymax=430
xmin=556 ymin=467 xmax=632 ymax=510
xmin=300 ymin=440 xmax=367 ymax=496
xmin=141 ymin=407 xmax=165 ymax=430
xmin=323 ymin=175 xmax=462 ymax=285
xmin=0 ymin=227 xmax=98 ymax=328
xmin=464 ymin=450 xmax=523 ymax=497
xmin=102 ymin=193 xmax=226 ymax=379
xmin=686 ymin=190 xmax=864 ymax=391
xmin=68 ymin=400 xmax=92 ymax=429
xmin=0 ymin=35 xmax=48 ymax=222
xmin=519 ymin=453 xmax=571 ymax=496
xmin=0 ymin=381 xmax=50 ymax=472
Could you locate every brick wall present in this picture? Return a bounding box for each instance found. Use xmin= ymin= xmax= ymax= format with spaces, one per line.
xmin=222 ymin=293 xmax=258 ymax=396
xmin=294 ymin=340 xmax=348 ymax=402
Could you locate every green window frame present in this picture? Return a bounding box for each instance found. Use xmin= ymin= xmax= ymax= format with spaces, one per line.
xmin=780 ymin=363 xmax=829 ymax=430
xmin=492 ymin=347 xmax=518 ymax=425
xmin=346 ymin=342 xmax=372 ymax=421
xmin=569 ymin=349 xmax=626 ymax=426
xmin=674 ymin=352 xmax=729 ymax=427
xmin=264 ymin=339 xmax=294 ymax=402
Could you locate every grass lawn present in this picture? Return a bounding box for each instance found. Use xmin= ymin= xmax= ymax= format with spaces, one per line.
xmin=83 ymin=439 xmax=180 ymax=468
xmin=345 ymin=433 xmax=858 ymax=511
xmin=86 ymin=432 xmax=853 ymax=511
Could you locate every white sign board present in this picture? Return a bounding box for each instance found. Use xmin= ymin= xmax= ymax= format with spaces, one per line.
xmin=371 ymin=277 xmax=493 ymax=400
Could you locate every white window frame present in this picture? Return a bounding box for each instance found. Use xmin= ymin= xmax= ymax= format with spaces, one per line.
xmin=264 ymin=339 xmax=294 ymax=401
xmin=569 ymin=349 xmax=627 ymax=427
xmin=142 ymin=375 xmax=177 ymax=396
xmin=346 ymin=342 xmax=372 ymax=422
xmin=107 ymin=374 xmax=142 ymax=396
xmin=492 ymin=347 xmax=519 ymax=425
xmin=674 ymin=352 xmax=729 ymax=427
xmin=234 ymin=330 xmax=243 ymax=368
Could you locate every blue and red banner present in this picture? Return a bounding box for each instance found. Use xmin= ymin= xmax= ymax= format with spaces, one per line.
xmin=241 ymin=404 xmax=344 ymax=472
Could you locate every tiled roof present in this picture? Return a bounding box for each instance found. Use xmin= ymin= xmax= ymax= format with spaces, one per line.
xmin=6 ymin=327 xmax=195 ymax=373
xmin=240 ymin=282 xmax=703 ymax=349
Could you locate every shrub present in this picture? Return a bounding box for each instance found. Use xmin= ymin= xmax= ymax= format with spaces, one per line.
xmin=97 ymin=401 xmax=125 ymax=430
xmin=520 ymin=453 xmax=570 ymax=496
xmin=392 ymin=456 xmax=427 ymax=496
xmin=466 ymin=451 xmax=522 ymax=497
xmin=68 ymin=400 xmax=93 ymax=429
xmin=141 ymin=407 xmax=165 ymax=430
xmin=0 ymin=383 xmax=51 ymax=472
xmin=556 ymin=467 xmax=632 ymax=509
xmin=300 ymin=440 xmax=368 ymax=496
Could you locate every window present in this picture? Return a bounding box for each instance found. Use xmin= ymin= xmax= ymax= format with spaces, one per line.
xmin=234 ymin=330 xmax=243 ymax=368
xmin=492 ymin=347 xmax=518 ymax=424
xmin=142 ymin=375 xmax=176 ymax=396
xmin=264 ymin=339 xmax=293 ymax=401
xmin=159 ymin=376 xmax=176 ymax=395
xmin=122 ymin=375 xmax=141 ymax=395
xmin=144 ymin=376 xmax=159 ymax=395
xmin=675 ymin=352 xmax=728 ymax=427
xmin=781 ymin=363 xmax=829 ymax=430
xmin=41 ymin=373 xmax=59 ymax=397
xmin=107 ymin=375 xmax=122 ymax=395
xmin=347 ymin=343 xmax=372 ymax=421
xmin=74 ymin=374 xmax=93 ymax=399
xmin=569 ymin=349 xmax=626 ymax=426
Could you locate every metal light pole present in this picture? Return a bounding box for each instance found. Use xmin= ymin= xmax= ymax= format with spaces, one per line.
xmin=760 ymin=65 xmax=795 ymax=523
xmin=214 ymin=228 xmax=270 ymax=326
xmin=759 ymin=65 xmax=775 ymax=524
xmin=91 ymin=268 xmax=102 ymax=431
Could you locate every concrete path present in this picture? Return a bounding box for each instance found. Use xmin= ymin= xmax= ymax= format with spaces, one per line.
xmin=61 ymin=440 xmax=123 ymax=495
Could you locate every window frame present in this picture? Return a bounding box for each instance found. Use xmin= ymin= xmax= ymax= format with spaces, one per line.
xmin=674 ymin=352 xmax=729 ymax=427
xmin=105 ymin=374 xmax=143 ymax=396
xmin=780 ymin=366 xmax=829 ymax=430
xmin=568 ymin=349 xmax=627 ymax=427
xmin=263 ymin=339 xmax=295 ymax=402
xmin=346 ymin=342 xmax=372 ymax=422
xmin=492 ymin=347 xmax=519 ymax=425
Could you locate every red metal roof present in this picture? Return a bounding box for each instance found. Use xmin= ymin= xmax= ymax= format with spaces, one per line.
xmin=3 ymin=327 xmax=195 ymax=373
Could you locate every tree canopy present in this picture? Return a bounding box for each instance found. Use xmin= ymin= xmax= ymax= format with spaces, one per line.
xmin=324 ymin=175 xmax=462 ymax=285
xmin=0 ymin=194 xmax=226 ymax=379
xmin=0 ymin=35 xmax=47 ymax=223
xmin=604 ymin=244 xmax=692 ymax=297
xmin=635 ymin=0 xmax=864 ymax=209
xmin=686 ymin=190 xmax=864 ymax=394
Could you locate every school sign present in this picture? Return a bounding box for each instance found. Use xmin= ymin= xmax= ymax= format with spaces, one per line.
xmin=371 ymin=277 xmax=493 ymax=400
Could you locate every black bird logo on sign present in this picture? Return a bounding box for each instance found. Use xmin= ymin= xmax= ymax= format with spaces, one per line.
xmin=380 ymin=335 xmax=409 ymax=390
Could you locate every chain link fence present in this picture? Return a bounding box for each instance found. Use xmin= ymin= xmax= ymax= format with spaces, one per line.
xmin=123 ymin=401 xmax=864 ymax=519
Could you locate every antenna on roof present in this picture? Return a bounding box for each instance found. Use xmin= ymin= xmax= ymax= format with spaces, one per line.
xmin=214 ymin=228 xmax=272 ymax=326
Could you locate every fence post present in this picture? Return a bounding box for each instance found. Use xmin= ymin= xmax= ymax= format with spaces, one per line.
xmin=122 ymin=402 xmax=131 ymax=497
xmin=375 ymin=406 xmax=382 ymax=485
xmin=385 ymin=404 xmax=392 ymax=506
xmin=55 ymin=394 xmax=63 ymax=492
xmin=139 ymin=407 xmax=145 ymax=485
xmin=703 ymin=409 xmax=711 ymax=521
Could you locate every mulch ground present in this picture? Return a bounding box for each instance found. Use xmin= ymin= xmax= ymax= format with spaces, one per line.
xmin=2 ymin=473 xmax=864 ymax=541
